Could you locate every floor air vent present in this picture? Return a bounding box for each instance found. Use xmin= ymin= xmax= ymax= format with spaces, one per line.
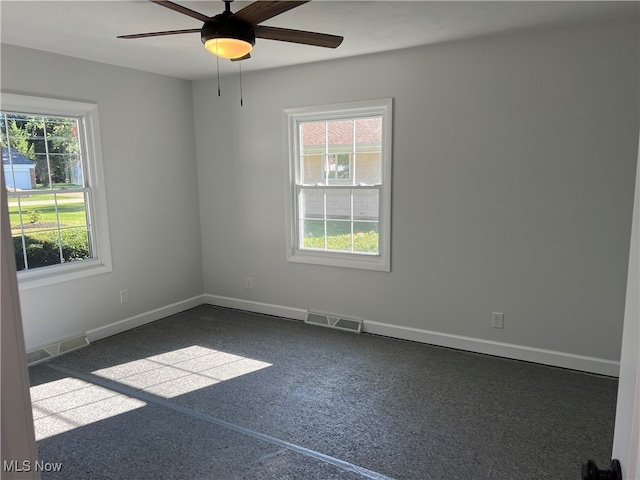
xmin=305 ymin=311 xmax=362 ymax=333
xmin=27 ymin=334 xmax=89 ymax=365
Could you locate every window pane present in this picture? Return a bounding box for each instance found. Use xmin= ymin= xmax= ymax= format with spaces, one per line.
xmin=355 ymin=152 xmax=382 ymax=185
xmin=355 ymin=117 xmax=382 ymax=152
xmin=61 ymin=227 xmax=92 ymax=263
xmin=301 ymin=154 xmax=324 ymax=184
xmin=13 ymin=235 xmax=25 ymax=271
xmin=353 ymin=189 xmax=379 ymax=221
xmin=353 ymin=221 xmax=379 ymax=253
xmin=327 ymin=154 xmax=351 ymax=181
xmin=32 ymin=153 xmax=49 ymax=187
xmin=326 ymin=189 xmax=350 ymax=220
xmin=299 ymin=188 xmax=324 ymax=220
xmin=16 ymin=193 xmax=59 ymax=233
xmin=57 ymin=192 xmax=89 ymax=228
xmin=326 ymin=220 xmax=351 ymax=252
xmin=327 ymin=120 xmax=353 ymax=154
xmin=302 ymin=219 xmax=324 ymax=249
xmin=7 ymin=196 xmax=23 ymax=230
xmin=46 ymin=153 xmax=83 ymax=189
xmin=22 ymin=229 xmax=63 ymax=270
xmin=300 ymin=122 xmax=325 ymax=150
xmin=2 ymin=148 xmax=36 ymax=190
xmin=66 ymin=153 xmax=84 ymax=187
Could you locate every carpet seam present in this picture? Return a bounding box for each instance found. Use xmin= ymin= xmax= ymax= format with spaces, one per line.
xmin=45 ymin=363 xmax=395 ymax=480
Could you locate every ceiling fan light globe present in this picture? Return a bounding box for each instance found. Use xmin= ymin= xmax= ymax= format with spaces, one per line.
xmin=204 ymin=38 xmax=253 ymax=59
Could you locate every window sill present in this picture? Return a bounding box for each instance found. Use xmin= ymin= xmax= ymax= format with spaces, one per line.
xmin=17 ymin=259 xmax=112 ymax=291
xmin=287 ymin=249 xmax=390 ymax=272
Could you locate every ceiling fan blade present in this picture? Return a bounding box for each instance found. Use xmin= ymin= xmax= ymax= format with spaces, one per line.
xmin=149 ymin=0 xmax=211 ymax=23
xmin=254 ymin=25 xmax=343 ymax=48
xmin=117 ymin=28 xmax=201 ymax=39
xmin=231 ymin=53 xmax=251 ymax=62
xmin=234 ymin=1 xmax=309 ymax=26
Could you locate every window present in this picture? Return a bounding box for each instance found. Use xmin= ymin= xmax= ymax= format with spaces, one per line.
xmin=1 ymin=93 xmax=111 ymax=289
xmin=284 ymin=98 xmax=392 ymax=271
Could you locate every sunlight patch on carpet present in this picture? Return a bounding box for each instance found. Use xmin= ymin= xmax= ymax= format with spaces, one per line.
xmin=30 ymin=378 xmax=146 ymax=441
xmin=91 ymin=345 xmax=272 ymax=398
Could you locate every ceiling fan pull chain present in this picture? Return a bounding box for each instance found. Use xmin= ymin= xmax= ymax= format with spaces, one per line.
xmin=239 ymin=63 xmax=243 ymax=106
xmin=216 ymin=39 xmax=221 ymax=97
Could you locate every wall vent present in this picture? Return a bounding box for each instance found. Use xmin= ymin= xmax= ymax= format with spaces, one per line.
xmin=305 ymin=311 xmax=362 ymax=333
xmin=27 ymin=334 xmax=89 ymax=365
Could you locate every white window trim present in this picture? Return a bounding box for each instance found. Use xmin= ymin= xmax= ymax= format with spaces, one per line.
xmin=283 ymin=98 xmax=392 ymax=272
xmin=1 ymin=92 xmax=112 ymax=290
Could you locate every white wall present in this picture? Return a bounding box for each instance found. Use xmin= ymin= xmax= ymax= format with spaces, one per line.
xmin=1 ymin=45 xmax=203 ymax=350
xmin=194 ymin=17 xmax=639 ymax=372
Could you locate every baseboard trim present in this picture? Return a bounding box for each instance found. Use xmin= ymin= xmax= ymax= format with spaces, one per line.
xmin=86 ymin=294 xmax=205 ymax=343
xmin=86 ymin=293 xmax=619 ymax=377
xmin=203 ymin=294 xmax=308 ymax=321
xmin=202 ymin=294 xmax=619 ymax=376
xmin=363 ymin=320 xmax=620 ymax=377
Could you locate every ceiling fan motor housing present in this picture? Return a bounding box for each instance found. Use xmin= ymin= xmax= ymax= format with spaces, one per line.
xmin=201 ymin=13 xmax=256 ymax=50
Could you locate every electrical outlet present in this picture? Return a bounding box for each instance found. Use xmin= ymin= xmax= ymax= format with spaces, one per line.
xmin=120 ymin=289 xmax=129 ymax=304
xmin=246 ymin=277 xmax=253 ymax=290
xmin=491 ymin=312 xmax=504 ymax=329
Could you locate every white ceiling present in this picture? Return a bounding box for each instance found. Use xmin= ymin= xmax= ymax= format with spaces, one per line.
xmin=1 ymin=1 xmax=637 ymax=80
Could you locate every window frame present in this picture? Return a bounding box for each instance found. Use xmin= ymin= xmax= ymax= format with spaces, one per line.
xmin=284 ymin=98 xmax=392 ymax=272
xmin=1 ymin=92 xmax=112 ymax=289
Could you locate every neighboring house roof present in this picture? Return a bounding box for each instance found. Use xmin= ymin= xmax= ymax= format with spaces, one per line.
xmin=301 ymin=118 xmax=382 ymax=147
xmin=2 ymin=147 xmax=35 ymax=166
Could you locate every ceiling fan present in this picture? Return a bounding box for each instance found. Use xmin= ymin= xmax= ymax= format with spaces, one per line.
xmin=118 ymin=0 xmax=344 ymax=60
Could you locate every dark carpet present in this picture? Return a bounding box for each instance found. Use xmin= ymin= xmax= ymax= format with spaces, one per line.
xmin=27 ymin=305 xmax=617 ymax=479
